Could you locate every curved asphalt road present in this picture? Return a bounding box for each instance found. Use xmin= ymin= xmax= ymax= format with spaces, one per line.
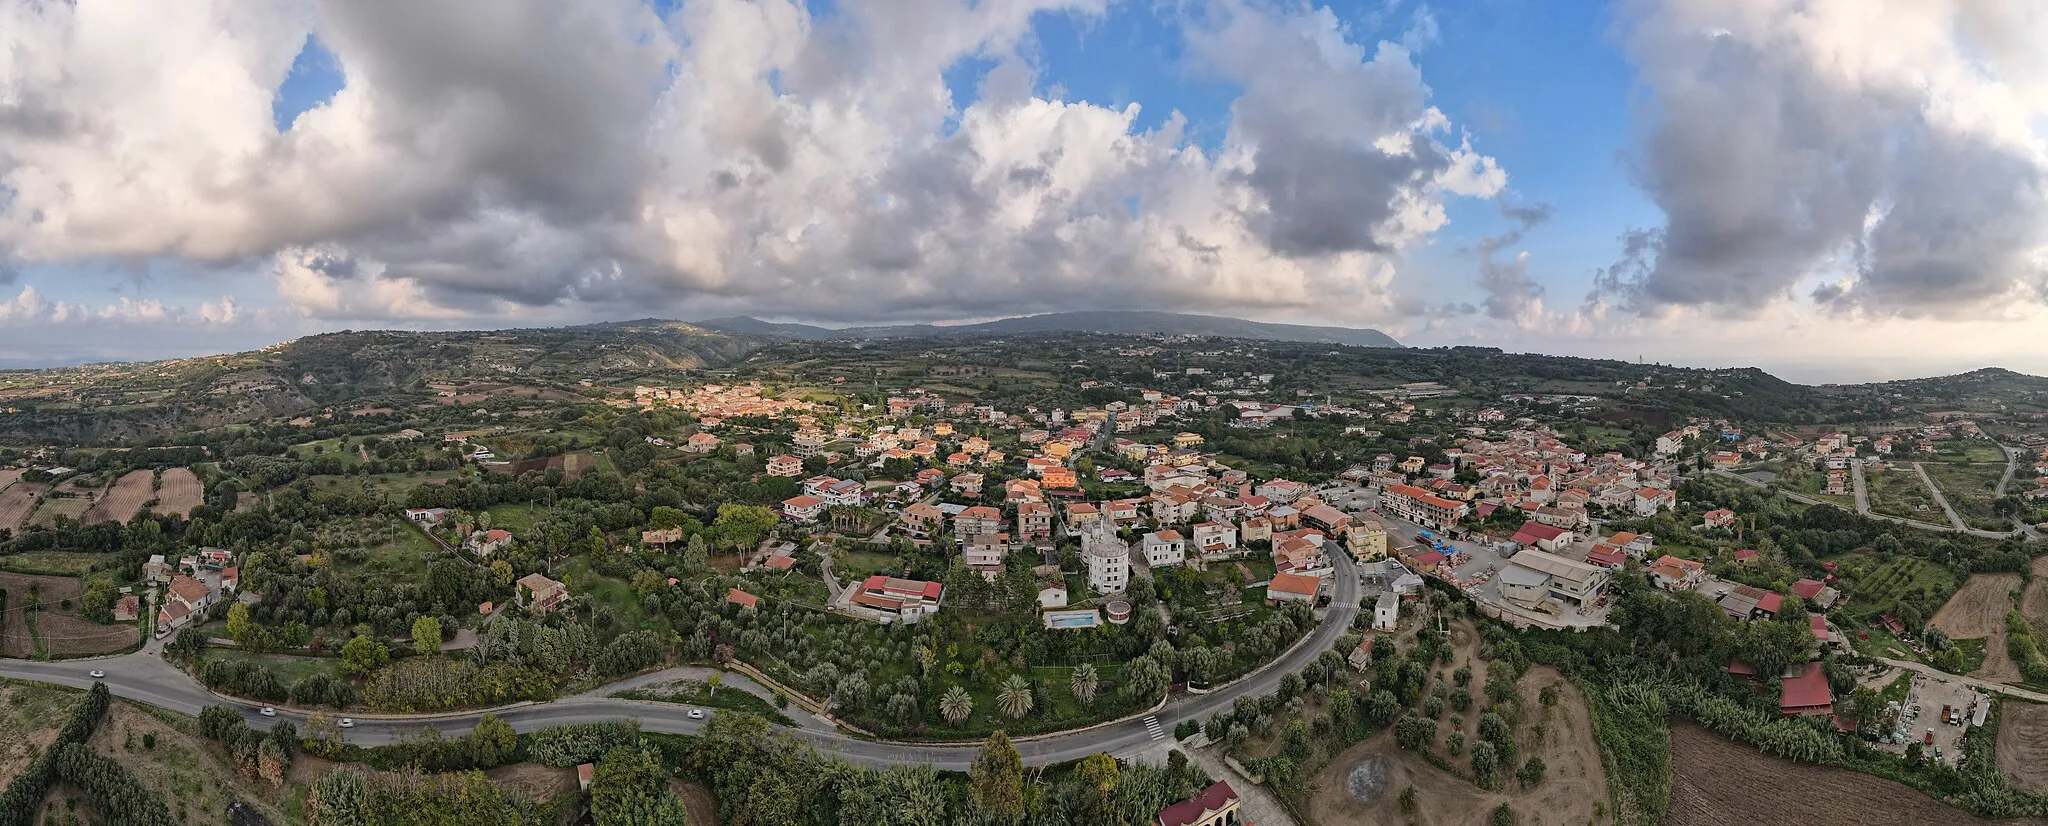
xmin=0 ymin=553 xmax=1358 ymax=770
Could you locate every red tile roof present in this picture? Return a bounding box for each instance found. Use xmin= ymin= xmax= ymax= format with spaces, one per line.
xmin=1267 ymin=572 xmax=1321 ymax=598
xmin=1157 ymin=782 xmax=1238 ymax=826
xmin=765 ymin=555 xmax=796 ymax=571
xmin=1411 ymin=550 xmax=1445 ymax=567
xmin=1791 ymin=578 xmax=1825 ymax=599
xmin=1780 ymin=663 xmax=1833 ymax=714
xmin=1512 ymin=522 xmax=1569 ymax=544
xmin=726 ymin=588 xmax=759 ymax=609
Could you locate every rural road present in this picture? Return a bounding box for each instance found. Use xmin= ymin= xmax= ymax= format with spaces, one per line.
xmin=1850 ymin=458 xmax=1872 ymax=516
xmin=1714 ymin=468 xmax=2026 ymax=541
xmin=0 ymin=553 xmax=1359 ymax=770
xmin=1912 ymin=462 xmax=1971 ymax=532
xmin=1876 ymin=656 xmax=2048 ymax=705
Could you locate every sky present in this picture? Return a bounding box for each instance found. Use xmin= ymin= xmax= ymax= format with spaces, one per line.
xmin=1 ymin=0 xmax=2046 ymax=384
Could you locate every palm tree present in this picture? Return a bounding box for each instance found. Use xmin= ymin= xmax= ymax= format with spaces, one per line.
xmin=997 ymin=676 xmax=1034 ymax=719
xmin=1070 ymin=663 xmax=1099 ymax=705
xmin=941 ymin=685 xmax=974 ymax=725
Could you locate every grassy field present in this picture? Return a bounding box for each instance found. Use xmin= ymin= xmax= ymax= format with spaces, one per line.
xmin=1775 ymin=463 xmax=1856 ymax=509
xmin=0 ymin=681 xmax=81 ymax=780
xmin=1931 ymin=441 xmax=2009 ymax=464
xmin=205 ymin=649 xmax=344 ymax=684
xmin=563 ymin=558 xmax=660 ymax=632
xmin=1831 ymin=551 xmax=1959 ymax=620
xmin=484 ymin=503 xmax=544 ymax=534
xmin=1866 ymin=466 xmax=1940 ymax=521
xmin=1922 ymin=463 xmax=2014 ymax=531
xmin=0 ymin=550 xmax=118 ymax=576
xmin=85 ymin=701 xmax=306 ymax=825
xmin=831 ymin=550 xmax=904 ymax=581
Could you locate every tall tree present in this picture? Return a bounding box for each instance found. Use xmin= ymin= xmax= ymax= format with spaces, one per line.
xmin=1070 ymin=663 xmax=1099 ymax=706
xmin=969 ymin=731 xmax=1025 ymax=824
xmin=997 ymin=675 xmax=1034 ymax=719
xmin=411 ymin=615 xmax=443 ymax=657
xmin=940 ymin=685 xmax=974 ymax=725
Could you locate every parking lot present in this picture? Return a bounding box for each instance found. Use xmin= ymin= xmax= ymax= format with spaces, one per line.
xmin=1871 ymin=672 xmax=1983 ymax=766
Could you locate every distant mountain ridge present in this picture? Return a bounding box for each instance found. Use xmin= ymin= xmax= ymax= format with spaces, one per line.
xmin=692 ymin=310 xmax=1403 ymax=348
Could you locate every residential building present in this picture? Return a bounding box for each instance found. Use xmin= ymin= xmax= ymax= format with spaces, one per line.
xmin=1502 ymin=550 xmax=1609 ymax=607
xmin=517 ymin=573 xmax=570 ymax=615
xmin=1372 ymin=592 xmax=1400 ymax=631
xmin=1633 ymin=487 xmax=1674 ymax=516
xmin=1266 ymin=572 xmax=1321 ymax=604
xmin=1719 ymin=585 xmax=1783 ymax=620
xmin=766 ymin=455 xmax=805 ymax=477
xmin=955 ymin=505 xmax=1006 ymax=537
xmin=853 ymin=575 xmax=945 ymax=620
xmin=1379 ymin=484 xmax=1471 ymax=529
xmin=963 ymin=533 xmax=1009 ymax=578
xmin=726 ymin=588 xmax=759 ymax=611
xmin=1647 ymin=555 xmax=1706 ymax=591
xmin=950 ymin=472 xmax=985 ymax=495
xmin=405 ymin=507 xmax=449 ymax=523
xmin=1192 ymin=521 xmax=1237 ymax=556
xmin=1156 ymin=781 xmax=1242 ymax=826
xmin=1792 ymin=578 xmax=1841 ymax=610
xmin=898 ymin=502 xmax=945 ymax=538
xmin=1082 ymin=521 xmax=1131 ymax=594
xmin=1042 ymin=466 xmax=1079 ymax=490
xmin=684 ymin=432 xmax=721 ymax=454
xmin=1346 ymin=518 xmax=1388 ymax=560
xmin=1299 ymin=503 xmax=1354 ymax=536
xmin=781 ymin=495 xmax=827 ymax=523
xmin=1143 ymin=530 xmax=1188 ymax=567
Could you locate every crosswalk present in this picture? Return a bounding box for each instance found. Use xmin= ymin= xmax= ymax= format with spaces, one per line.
xmin=1142 ymin=715 xmax=1165 ymax=740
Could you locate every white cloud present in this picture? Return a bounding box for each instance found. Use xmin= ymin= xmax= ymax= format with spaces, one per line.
xmin=0 ymin=0 xmax=1503 ymax=326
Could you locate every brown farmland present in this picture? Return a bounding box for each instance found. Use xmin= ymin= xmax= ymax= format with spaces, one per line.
xmin=0 ymin=480 xmax=45 ymax=530
xmin=1931 ymin=573 xmax=2022 ymax=683
xmin=155 ymin=467 xmax=203 ymax=517
xmin=0 ymin=573 xmax=130 ymax=658
xmin=1998 ymin=701 xmax=2048 ymax=793
xmin=82 ymin=469 xmax=154 ymax=525
xmin=1668 ymin=722 xmax=2048 ymax=826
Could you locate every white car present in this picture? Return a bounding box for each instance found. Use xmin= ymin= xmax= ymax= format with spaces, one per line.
xmin=688 ymin=709 xmax=705 ymax=720
xmin=88 ymin=669 xmax=105 ymax=678
xmin=338 ymin=718 xmax=355 ymax=728
xmin=259 ymin=707 xmax=276 ymax=717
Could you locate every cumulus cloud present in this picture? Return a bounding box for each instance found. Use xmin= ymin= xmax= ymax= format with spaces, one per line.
xmin=1598 ymin=0 xmax=2048 ymax=319
xmin=1473 ymin=200 xmax=1552 ymax=324
xmin=0 ymin=0 xmax=1502 ymax=326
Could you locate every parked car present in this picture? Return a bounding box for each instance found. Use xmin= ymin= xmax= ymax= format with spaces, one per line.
xmin=259 ymin=707 xmax=276 ymax=717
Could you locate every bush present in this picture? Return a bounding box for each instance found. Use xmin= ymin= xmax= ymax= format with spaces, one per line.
xmin=525 ymin=721 xmax=642 ymax=768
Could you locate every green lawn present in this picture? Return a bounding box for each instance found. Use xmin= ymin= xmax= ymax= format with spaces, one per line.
xmin=205 ymin=650 xmax=343 ymax=683
xmin=563 ymin=558 xmax=661 ymax=632
xmin=832 ymin=551 xmax=903 ymax=581
xmin=338 ymin=519 xmax=440 ymax=578
xmin=1831 ymin=551 xmax=1959 ymax=620
xmin=1945 ymin=638 xmax=1989 ymax=675
xmin=484 ymin=503 xmax=543 ymax=534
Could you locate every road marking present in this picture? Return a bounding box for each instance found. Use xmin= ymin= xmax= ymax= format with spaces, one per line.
xmin=1142 ymin=716 xmax=1165 ymax=739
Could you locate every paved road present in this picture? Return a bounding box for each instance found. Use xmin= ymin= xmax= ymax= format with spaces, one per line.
xmin=0 ymin=553 xmax=1359 ymax=770
xmin=1912 ymin=462 xmax=1972 ymax=532
xmin=1876 ymin=657 xmax=2048 ymax=704
xmin=1715 ymin=468 xmax=2025 ymax=540
xmin=1850 ymin=458 xmax=1872 ymax=516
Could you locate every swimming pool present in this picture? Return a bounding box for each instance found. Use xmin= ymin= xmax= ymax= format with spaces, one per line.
xmin=1043 ymin=610 xmax=1102 ymax=629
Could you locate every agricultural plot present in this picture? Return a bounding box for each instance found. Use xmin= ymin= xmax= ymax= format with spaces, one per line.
xmin=1305 ymin=663 xmax=1607 ymax=826
xmin=1923 ymin=463 xmax=2016 ymax=532
xmin=1997 ymin=701 xmax=2048 ymax=793
xmin=0 ymin=681 xmax=80 ymax=780
xmin=1866 ymin=466 xmax=1939 ymax=521
xmin=1836 ymin=553 xmax=1959 ymax=621
xmin=0 ymin=467 xmax=22 ymax=491
xmin=1666 ymin=722 xmax=2044 ymax=826
xmin=1930 ymin=574 xmax=2022 ymax=683
xmin=30 ymin=477 xmax=98 ymax=526
xmin=82 ymin=469 xmax=155 ymax=524
xmin=0 ymin=481 xmax=47 ymax=530
xmin=155 ymin=467 xmax=203 ymax=517
xmin=0 ymin=572 xmax=132 ymax=658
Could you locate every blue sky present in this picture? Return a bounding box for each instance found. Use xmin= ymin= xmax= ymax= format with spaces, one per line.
xmin=3 ymin=0 xmax=2046 ymax=381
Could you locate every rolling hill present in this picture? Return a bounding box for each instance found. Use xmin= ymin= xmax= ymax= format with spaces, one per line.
xmin=692 ymin=310 xmax=1403 ymax=348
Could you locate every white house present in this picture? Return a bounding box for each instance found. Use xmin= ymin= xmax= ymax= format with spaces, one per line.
xmin=1142 ymin=530 xmax=1188 ymax=567
xmin=1372 ymin=592 xmax=1400 ymax=631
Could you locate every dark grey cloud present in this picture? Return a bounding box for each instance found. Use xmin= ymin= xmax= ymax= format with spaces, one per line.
xmin=1473 ymin=199 xmax=1552 ymax=321
xmin=1606 ymin=0 xmax=2048 ymax=319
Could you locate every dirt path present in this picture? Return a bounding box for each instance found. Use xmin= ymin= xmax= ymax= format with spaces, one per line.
xmin=1930 ymin=574 xmax=2022 ymax=683
xmin=1669 ymin=722 xmax=2048 ymax=826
